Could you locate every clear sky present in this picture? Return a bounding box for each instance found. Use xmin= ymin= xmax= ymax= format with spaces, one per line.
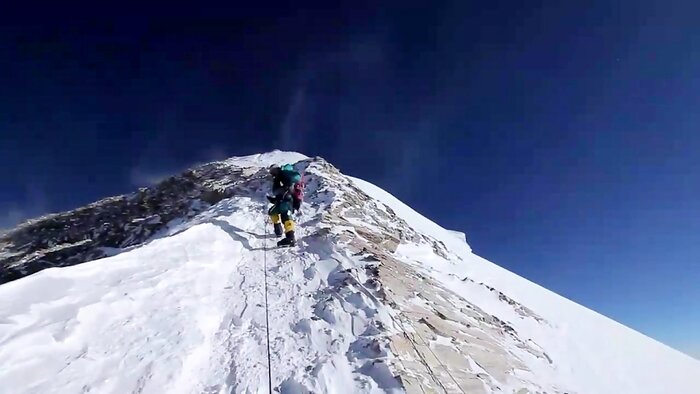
xmin=1 ymin=2 xmax=698 ymax=358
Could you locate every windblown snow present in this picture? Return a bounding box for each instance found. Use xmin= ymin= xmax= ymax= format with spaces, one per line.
xmin=0 ymin=151 xmax=698 ymax=394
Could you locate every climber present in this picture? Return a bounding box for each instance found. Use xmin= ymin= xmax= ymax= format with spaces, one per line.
xmin=267 ymin=164 xmax=303 ymax=247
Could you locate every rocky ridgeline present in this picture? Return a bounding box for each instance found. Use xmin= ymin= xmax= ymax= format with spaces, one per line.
xmin=0 ymin=155 xmax=444 ymax=286
xmin=0 ymin=160 xmax=276 ymax=285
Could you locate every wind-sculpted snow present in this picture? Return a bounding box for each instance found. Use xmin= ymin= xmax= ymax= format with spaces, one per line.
xmin=0 ymin=154 xmax=403 ymax=393
xmin=1 ymin=151 xmax=699 ymax=394
xmin=0 ymin=153 xmax=307 ymax=284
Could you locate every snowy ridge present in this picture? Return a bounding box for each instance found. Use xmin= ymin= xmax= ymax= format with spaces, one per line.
xmin=350 ymin=175 xmax=700 ymax=393
xmin=0 ymin=154 xmax=402 ymax=393
xmin=220 ymin=151 xmax=309 ymax=169
xmin=0 ymin=154 xmax=314 ymax=285
xmin=1 ymin=151 xmax=699 ymax=394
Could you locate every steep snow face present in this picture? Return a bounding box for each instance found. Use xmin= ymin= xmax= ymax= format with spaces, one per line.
xmin=349 ymin=177 xmax=700 ymax=394
xmin=0 ymin=151 xmax=699 ymax=394
xmin=348 ymin=177 xmax=472 ymax=254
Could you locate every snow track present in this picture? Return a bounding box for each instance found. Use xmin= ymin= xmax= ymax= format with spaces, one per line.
xmin=201 ymin=196 xmax=400 ymax=393
xmin=0 ymin=188 xmax=399 ymax=394
xmin=204 ymin=213 xmax=270 ymax=393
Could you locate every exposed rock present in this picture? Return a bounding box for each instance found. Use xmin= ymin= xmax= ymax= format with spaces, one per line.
xmin=0 ymin=159 xmax=273 ymax=284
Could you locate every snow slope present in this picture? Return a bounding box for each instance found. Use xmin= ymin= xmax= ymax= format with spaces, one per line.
xmin=0 ymin=153 xmax=402 ymax=394
xmin=220 ymin=151 xmax=309 ymax=168
xmin=1 ymin=151 xmax=699 ymax=394
xmin=349 ymin=176 xmax=700 ymax=394
xmin=348 ymin=177 xmax=472 ymax=254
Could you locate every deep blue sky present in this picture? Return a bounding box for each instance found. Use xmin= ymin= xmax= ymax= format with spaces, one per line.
xmin=1 ymin=2 xmax=699 ymax=357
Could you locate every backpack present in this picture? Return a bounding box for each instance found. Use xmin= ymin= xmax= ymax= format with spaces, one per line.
xmin=280 ymin=164 xmax=305 ymax=209
xmin=292 ymin=179 xmax=304 ymax=201
xmin=281 ymin=163 xmax=302 ymax=183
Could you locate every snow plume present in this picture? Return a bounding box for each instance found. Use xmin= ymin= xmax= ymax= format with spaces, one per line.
xmin=275 ymin=35 xmax=388 ymax=154
xmin=0 ymin=208 xmax=27 ymax=231
xmin=0 ymin=184 xmax=49 ymax=229
xmin=129 ymin=166 xmax=172 ymax=186
xmin=130 ymin=145 xmax=232 ymax=187
xmin=278 ymin=86 xmax=308 ymax=152
xmin=272 ymin=34 xmax=452 ymax=200
xmin=1 ymin=152 xmax=699 ymax=394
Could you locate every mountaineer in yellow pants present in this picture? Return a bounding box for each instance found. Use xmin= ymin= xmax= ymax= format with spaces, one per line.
xmin=267 ymin=164 xmax=303 ymax=247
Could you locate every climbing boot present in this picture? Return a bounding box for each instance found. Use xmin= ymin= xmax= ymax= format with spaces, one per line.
xmin=277 ymin=231 xmax=296 ymax=247
xmin=273 ymin=222 xmax=283 ymax=237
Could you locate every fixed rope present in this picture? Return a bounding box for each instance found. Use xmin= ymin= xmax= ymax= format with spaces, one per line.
xmin=385 ymin=301 xmax=450 ymax=393
xmin=262 ymin=206 xmax=273 ymax=394
xmin=404 ymin=313 xmax=466 ymax=394
xmin=333 ymin=255 xmax=465 ymax=394
xmin=329 ymin=256 xmax=447 ymax=392
xmin=381 ymin=264 xmax=467 ymax=394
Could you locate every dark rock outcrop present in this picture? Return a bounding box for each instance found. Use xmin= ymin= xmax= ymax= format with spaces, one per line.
xmin=0 ymin=160 xmax=275 ymax=284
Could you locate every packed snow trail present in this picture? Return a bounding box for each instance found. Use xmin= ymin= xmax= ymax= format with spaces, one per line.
xmin=0 ymin=176 xmax=401 ymax=393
